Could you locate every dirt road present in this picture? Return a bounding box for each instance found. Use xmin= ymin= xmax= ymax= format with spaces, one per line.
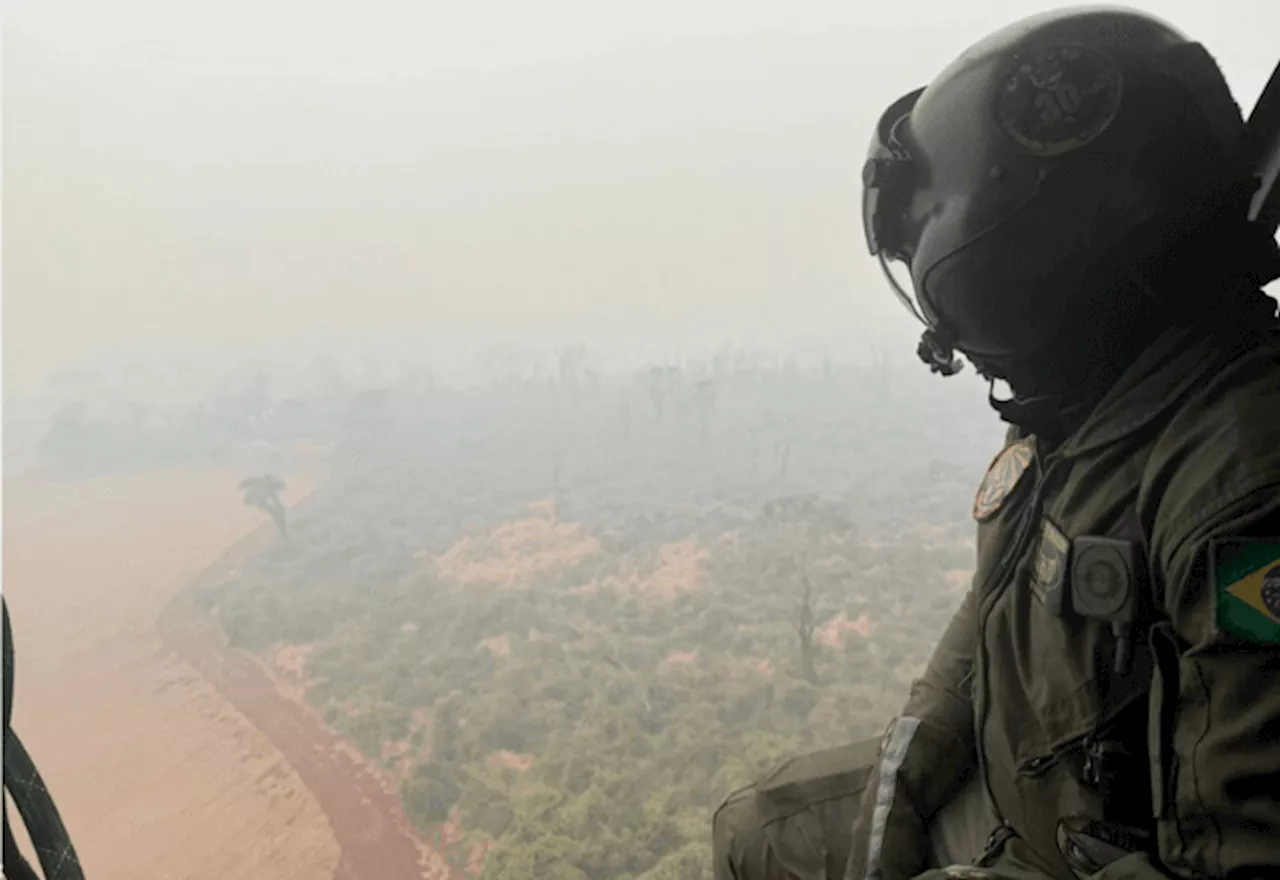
xmin=157 ymin=593 xmax=436 ymax=880
xmin=2 ymin=468 xmax=431 ymax=879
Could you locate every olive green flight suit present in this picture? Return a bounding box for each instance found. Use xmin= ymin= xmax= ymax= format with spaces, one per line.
xmin=712 ymin=740 xmax=994 ymax=879
xmin=713 ymin=320 xmax=1280 ymax=880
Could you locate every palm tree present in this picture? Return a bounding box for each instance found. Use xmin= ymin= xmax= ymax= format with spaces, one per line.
xmin=239 ymin=474 xmax=288 ymax=540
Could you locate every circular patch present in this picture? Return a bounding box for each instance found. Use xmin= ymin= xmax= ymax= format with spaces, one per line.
xmin=1263 ymin=564 xmax=1280 ymax=618
xmin=973 ymin=439 xmax=1034 ymax=522
xmin=996 ymin=43 xmax=1122 ymax=156
xmin=1083 ymin=558 xmax=1122 ymax=601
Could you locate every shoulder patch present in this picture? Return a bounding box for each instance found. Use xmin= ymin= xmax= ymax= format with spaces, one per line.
xmin=1212 ymin=538 xmax=1280 ymax=643
xmin=973 ymin=439 xmax=1034 ymax=522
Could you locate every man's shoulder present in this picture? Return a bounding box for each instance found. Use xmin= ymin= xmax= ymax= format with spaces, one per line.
xmin=1143 ymin=330 xmax=1280 ymax=564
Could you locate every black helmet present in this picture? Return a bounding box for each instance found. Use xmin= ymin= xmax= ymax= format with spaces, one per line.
xmin=862 ymin=6 xmax=1262 ymax=381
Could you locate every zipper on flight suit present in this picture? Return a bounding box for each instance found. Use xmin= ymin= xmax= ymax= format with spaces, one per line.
xmin=1017 ymin=732 xmax=1101 ymax=778
xmin=976 ymin=821 xmax=1017 ymax=867
xmin=972 ymin=450 xmax=1052 ymax=859
xmin=1015 ymin=700 xmax=1138 ymax=781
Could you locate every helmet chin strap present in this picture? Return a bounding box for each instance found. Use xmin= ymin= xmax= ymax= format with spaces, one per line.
xmin=989 ymin=371 xmax=1130 ymax=450
xmin=985 ymin=379 xmax=1092 ymax=445
xmin=949 ymin=340 xmax=1095 ymax=444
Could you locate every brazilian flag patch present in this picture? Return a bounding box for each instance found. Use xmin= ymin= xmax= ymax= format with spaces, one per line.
xmin=1212 ymin=538 xmax=1280 ymax=644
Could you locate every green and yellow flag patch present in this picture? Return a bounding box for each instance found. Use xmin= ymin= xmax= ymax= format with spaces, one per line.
xmin=1213 ymin=539 xmax=1280 ymax=644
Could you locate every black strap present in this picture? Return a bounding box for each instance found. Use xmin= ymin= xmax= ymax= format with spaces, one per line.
xmin=4 ymin=597 xmax=14 ymax=733
xmin=2 ymin=597 xmax=85 ymax=880
xmin=5 ymin=784 xmax=45 ymax=880
xmin=4 ymin=729 xmax=85 ymax=880
xmin=1 ymin=595 xmax=38 ymax=878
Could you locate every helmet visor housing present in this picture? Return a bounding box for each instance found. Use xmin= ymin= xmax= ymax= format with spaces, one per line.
xmin=861 ymin=88 xmax=928 ymax=325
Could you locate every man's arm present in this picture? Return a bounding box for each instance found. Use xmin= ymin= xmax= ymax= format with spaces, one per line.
xmin=844 ymin=585 xmax=980 ymax=880
xmin=1112 ymin=493 xmax=1280 ymax=880
xmin=1085 ymin=343 xmax=1280 ymax=880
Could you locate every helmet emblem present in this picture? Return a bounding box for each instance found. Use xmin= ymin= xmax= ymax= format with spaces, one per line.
xmin=996 ymin=43 xmax=1123 ymax=156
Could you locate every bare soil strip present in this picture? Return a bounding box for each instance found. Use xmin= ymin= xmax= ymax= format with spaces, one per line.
xmin=157 ymin=590 xmax=438 ymax=880
xmin=5 ymin=468 xmax=449 ymax=879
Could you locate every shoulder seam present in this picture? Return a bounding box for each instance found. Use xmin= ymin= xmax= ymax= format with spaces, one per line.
xmin=1159 ymin=467 xmax=1280 ymax=582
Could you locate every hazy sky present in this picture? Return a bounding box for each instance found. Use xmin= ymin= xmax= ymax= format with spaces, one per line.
xmin=4 ymin=0 xmax=1278 ymax=394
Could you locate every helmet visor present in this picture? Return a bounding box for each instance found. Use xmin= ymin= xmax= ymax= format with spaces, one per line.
xmin=877 ymin=252 xmax=928 ymax=326
xmin=861 ymin=88 xmax=930 ymax=326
